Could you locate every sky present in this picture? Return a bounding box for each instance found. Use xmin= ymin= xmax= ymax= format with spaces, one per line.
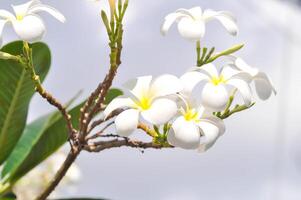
xmin=1 ymin=0 xmax=301 ymax=199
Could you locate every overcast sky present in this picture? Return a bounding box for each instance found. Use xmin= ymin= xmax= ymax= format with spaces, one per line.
xmin=1 ymin=0 xmax=301 ymax=199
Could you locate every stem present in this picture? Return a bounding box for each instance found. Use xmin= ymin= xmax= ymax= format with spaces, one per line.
xmin=196 ymin=40 xmax=201 ymax=66
xmin=85 ymin=138 xmax=173 ymax=153
xmin=22 ymin=42 xmax=75 ymax=138
xmin=34 ymin=149 xmax=80 ymax=200
xmin=137 ymin=123 xmax=158 ymax=138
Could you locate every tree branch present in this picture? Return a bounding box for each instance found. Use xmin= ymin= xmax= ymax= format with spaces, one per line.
xmin=34 ymin=149 xmax=80 ymax=200
xmin=84 ymin=138 xmax=173 ymax=153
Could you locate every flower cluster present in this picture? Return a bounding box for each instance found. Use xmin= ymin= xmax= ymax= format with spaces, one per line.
xmin=104 ymin=6 xmax=276 ymax=152
xmin=0 ymin=0 xmax=65 ymax=46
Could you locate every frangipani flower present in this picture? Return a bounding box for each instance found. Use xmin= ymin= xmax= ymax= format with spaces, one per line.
xmin=167 ymin=95 xmax=225 ymax=152
xmin=182 ymin=64 xmax=252 ymax=111
xmin=161 ymin=6 xmax=238 ymax=41
xmin=0 ymin=0 xmax=65 ymax=45
xmin=104 ymin=75 xmax=182 ymax=136
xmin=229 ymin=56 xmax=277 ymax=100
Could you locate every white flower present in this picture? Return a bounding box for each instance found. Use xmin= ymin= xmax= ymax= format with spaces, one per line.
xmin=181 ymin=64 xmax=252 ymax=111
xmin=161 ymin=6 xmax=238 ymax=41
xmin=104 ymin=75 xmax=182 ymax=137
xmin=229 ymin=56 xmax=277 ymax=100
xmin=167 ymin=95 xmax=225 ymax=152
xmin=0 ymin=0 xmax=65 ymax=45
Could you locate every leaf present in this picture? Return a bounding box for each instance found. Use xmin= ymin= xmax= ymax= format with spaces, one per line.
xmin=1 ymin=103 xmax=83 ymax=184
xmin=0 ymin=192 xmax=16 ymax=200
xmin=0 ymin=41 xmax=51 ymax=165
xmin=104 ymin=88 xmax=123 ymax=105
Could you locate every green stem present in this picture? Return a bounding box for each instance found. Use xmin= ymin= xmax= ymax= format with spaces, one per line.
xmin=196 ymin=40 xmax=201 ymax=66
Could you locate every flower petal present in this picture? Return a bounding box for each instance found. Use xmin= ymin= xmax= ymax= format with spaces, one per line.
xmin=104 ymin=97 xmax=135 ymax=117
xmin=234 ymin=57 xmax=259 ymax=76
xmin=141 ymin=98 xmax=177 ymax=125
xmin=187 ymin=7 xmax=203 ymax=19
xmin=0 ymin=10 xmax=15 ymax=20
xmin=202 ymin=9 xmax=238 ymax=36
xmin=168 ymin=116 xmax=200 ymax=149
xmin=180 ymin=71 xmax=209 ymax=97
xmin=196 ymin=63 xmax=219 ymax=78
xmin=177 ymin=17 xmax=205 ymax=40
xmin=12 ymin=0 xmax=40 ymax=17
xmin=161 ymin=12 xmax=183 ymax=36
xmin=12 ymin=14 xmax=45 ymax=42
xmin=201 ymin=83 xmax=229 ymax=111
xmin=221 ymin=65 xmax=252 ymax=82
xmin=124 ymin=76 xmax=152 ymax=100
xmin=115 ymin=109 xmax=139 ymax=137
xmin=28 ymin=3 xmax=66 ymax=23
xmin=227 ymin=78 xmax=252 ymax=105
xmin=254 ymin=72 xmax=276 ymax=100
xmin=0 ymin=20 xmax=8 ymax=46
xmin=150 ymin=74 xmax=182 ymax=98
xmin=198 ymin=117 xmax=225 ymax=152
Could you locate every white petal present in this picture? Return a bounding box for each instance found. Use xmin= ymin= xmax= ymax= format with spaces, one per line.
xmin=168 ymin=116 xmax=200 ymax=149
xmin=161 ymin=12 xmax=183 ymax=36
xmin=115 ymin=109 xmax=139 ymax=137
xmin=180 ymin=71 xmax=209 ymax=97
xmin=196 ymin=63 xmax=219 ymax=78
xmin=103 ymin=97 xmax=135 ymax=117
xmin=12 ymin=0 xmax=40 ymax=17
xmin=0 ymin=10 xmax=15 ymax=20
xmin=177 ymin=17 xmax=205 ymax=40
xmin=28 ymin=4 xmax=66 ymax=23
xmin=234 ymin=57 xmax=259 ymax=76
xmin=150 ymin=74 xmax=182 ymax=98
xmin=203 ymin=9 xmax=238 ymax=36
xmin=12 ymin=15 xmax=45 ymax=42
xmin=0 ymin=20 xmax=8 ymax=46
xmin=221 ymin=65 xmax=252 ymax=82
xmin=124 ymin=76 xmax=152 ymax=100
xmin=141 ymin=98 xmax=177 ymax=125
xmin=227 ymin=78 xmax=252 ymax=105
xmin=198 ymin=117 xmax=225 ymax=152
xmin=187 ymin=7 xmax=203 ymax=19
xmin=254 ymin=72 xmax=276 ymax=100
xmin=201 ymin=83 xmax=229 ymax=111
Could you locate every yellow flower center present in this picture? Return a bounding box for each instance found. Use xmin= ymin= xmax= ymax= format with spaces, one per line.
xmin=136 ymin=96 xmax=152 ymax=111
xmin=211 ymin=75 xmax=226 ymax=86
xmin=16 ymin=15 xmax=24 ymax=21
xmin=182 ymin=108 xmax=200 ymax=122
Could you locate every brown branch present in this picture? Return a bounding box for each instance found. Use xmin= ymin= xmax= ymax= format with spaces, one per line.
xmin=84 ymin=138 xmax=173 ymax=153
xmin=22 ymin=43 xmax=75 ymax=138
xmin=34 ymin=149 xmax=80 ymax=200
xmin=87 ymin=108 xmax=123 ymax=134
xmin=85 ymin=121 xmax=115 ymax=141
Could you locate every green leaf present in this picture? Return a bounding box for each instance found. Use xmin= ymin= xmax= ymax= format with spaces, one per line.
xmin=0 ymin=191 xmax=16 ymax=200
xmin=1 ymin=103 xmax=83 ymax=185
xmin=0 ymin=41 xmax=51 ymax=165
xmin=205 ymin=43 xmax=244 ymax=64
xmin=104 ymin=88 xmax=123 ymax=105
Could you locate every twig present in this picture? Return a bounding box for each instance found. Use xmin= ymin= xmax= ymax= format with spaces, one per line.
xmin=84 ymin=138 xmax=173 ymax=153
xmin=22 ymin=42 xmax=76 ymax=138
xmin=85 ymin=121 xmax=115 ymax=141
xmin=34 ymin=149 xmax=80 ymax=200
xmin=87 ymin=108 xmax=123 ymax=134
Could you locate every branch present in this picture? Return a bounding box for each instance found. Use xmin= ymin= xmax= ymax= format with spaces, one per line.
xmin=22 ymin=42 xmax=76 ymax=138
xmin=84 ymin=138 xmax=173 ymax=153
xmin=34 ymin=149 xmax=80 ymax=200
